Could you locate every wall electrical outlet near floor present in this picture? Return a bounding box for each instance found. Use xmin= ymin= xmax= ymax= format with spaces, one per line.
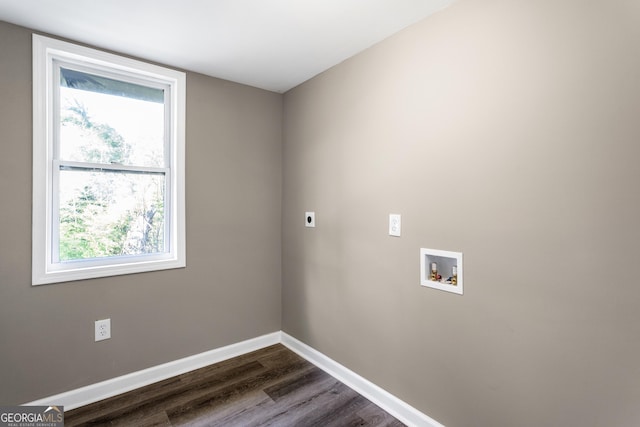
xmin=95 ymin=318 xmax=111 ymax=341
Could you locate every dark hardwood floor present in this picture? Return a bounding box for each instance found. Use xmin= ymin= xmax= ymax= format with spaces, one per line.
xmin=64 ymin=344 xmax=406 ymax=426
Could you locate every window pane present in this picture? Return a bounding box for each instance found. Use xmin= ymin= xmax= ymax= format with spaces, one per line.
xmin=60 ymin=68 xmax=165 ymax=102
xmin=59 ymin=68 xmax=166 ymax=167
xmin=58 ymin=169 xmax=166 ymax=261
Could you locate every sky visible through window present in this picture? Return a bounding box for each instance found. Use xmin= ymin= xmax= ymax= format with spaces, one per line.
xmin=59 ymin=86 xmax=165 ymax=166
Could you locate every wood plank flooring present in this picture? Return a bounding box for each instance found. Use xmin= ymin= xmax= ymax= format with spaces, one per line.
xmin=64 ymin=344 xmax=405 ymax=427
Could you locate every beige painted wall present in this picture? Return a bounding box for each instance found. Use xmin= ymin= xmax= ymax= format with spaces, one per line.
xmin=0 ymin=21 xmax=282 ymax=404
xmin=3 ymin=1 xmax=640 ymax=424
xmin=282 ymin=1 xmax=640 ymax=426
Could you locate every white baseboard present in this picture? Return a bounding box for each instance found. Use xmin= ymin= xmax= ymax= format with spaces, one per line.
xmin=24 ymin=331 xmax=281 ymax=410
xmin=24 ymin=330 xmax=442 ymax=427
xmin=281 ymin=332 xmax=444 ymax=427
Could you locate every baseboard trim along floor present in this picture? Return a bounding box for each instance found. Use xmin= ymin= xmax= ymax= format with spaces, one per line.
xmin=25 ymin=331 xmax=443 ymax=427
xmin=24 ymin=332 xmax=281 ymax=411
xmin=281 ymin=332 xmax=443 ymax=427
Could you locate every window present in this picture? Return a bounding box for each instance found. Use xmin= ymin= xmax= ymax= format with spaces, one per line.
xmin=32 ymin=35 xmax=186 ymax=285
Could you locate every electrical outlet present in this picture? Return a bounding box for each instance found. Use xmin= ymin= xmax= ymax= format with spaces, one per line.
xmin=305 ymin=212 xmax=316 ymax=227
xmin=389 ymin=214 xmax=401 ymax=237
xmin=95 ymin=318 xmax=111 ymax=342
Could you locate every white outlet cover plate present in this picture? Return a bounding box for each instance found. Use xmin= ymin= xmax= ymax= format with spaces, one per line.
xmin=305 ymin=212 xmax=315 ymax=227
xmin=95 ymin=318 xmax=111 ymax=341
xmin=389 ymin=214 xmax=401 ymax=236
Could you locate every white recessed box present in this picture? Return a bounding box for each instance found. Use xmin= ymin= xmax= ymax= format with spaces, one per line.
xmin=420 ymin=248 xmax=463 ymax=295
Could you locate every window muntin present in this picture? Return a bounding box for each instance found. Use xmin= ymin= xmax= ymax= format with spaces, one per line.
xmin=33 ymin=35 xmax=186 ymax=285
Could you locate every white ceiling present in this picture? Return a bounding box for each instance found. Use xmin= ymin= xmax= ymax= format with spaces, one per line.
xmin=0 ymin=0 xmax=453 ymax=93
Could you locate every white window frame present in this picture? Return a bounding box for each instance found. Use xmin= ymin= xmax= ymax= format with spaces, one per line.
xmin=32 ymin=34 xmax=186 ymax=285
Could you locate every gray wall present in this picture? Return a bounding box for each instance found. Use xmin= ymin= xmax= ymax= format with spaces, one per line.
xmin=0 ymin=21 xmax=282 ymax=404
xmin=282 ymin=1 xmax=640 ymax=426
xmin=3 ymin=1 xmax=640 ymax=425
